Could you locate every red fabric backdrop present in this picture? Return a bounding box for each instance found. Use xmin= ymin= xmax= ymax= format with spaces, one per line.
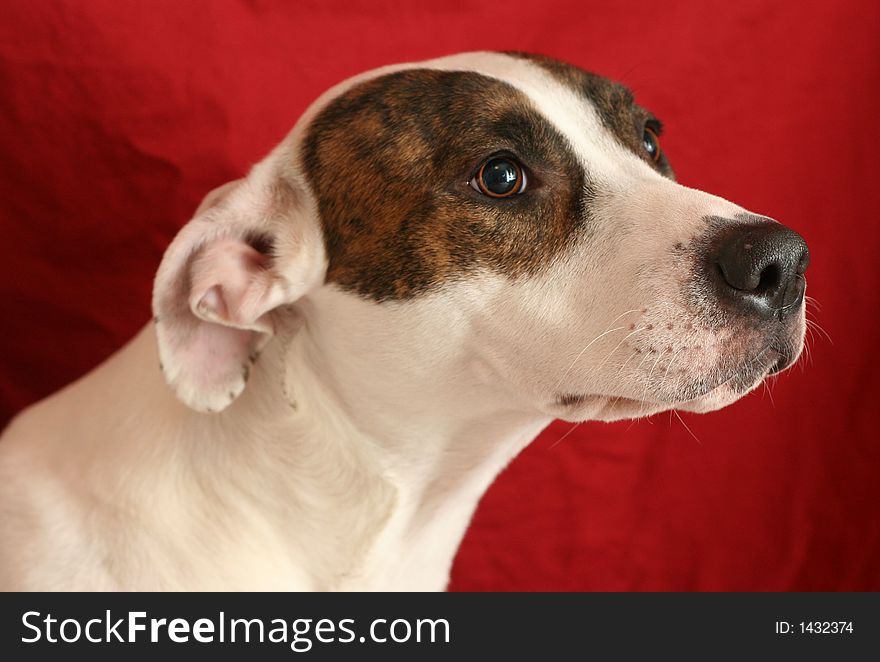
xmin=1 ymin=0 xmax=878 ymax=591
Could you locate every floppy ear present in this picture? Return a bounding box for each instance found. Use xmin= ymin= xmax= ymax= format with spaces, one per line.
xmin=152 ymin=177 xmax=324 ymax=413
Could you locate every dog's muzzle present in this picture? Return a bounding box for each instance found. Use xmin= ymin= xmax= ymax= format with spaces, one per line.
xmin=699 ymin=216 xmax=810 ymax=376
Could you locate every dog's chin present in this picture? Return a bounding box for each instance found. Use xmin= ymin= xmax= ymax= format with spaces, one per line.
xmin=548 ymin=394 xmax=660 ymax=422
xmin=551 ymin=383 xmax=759 ymax=423
xmin=551 ymin=344 xmax=800 ymax=423
xmin=550 ymin=394 xmax=690 ymax=423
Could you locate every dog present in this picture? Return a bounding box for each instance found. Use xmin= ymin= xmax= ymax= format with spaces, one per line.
xmin=0 ymin=52 xmax=809 ymax=590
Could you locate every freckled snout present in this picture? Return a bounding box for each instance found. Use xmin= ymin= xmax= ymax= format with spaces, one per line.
xmin=711 ymin=220 xmax=810 ymax=319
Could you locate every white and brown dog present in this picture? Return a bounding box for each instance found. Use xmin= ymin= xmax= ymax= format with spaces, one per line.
xmin=0 ymin=52 xmax=809 ymax=590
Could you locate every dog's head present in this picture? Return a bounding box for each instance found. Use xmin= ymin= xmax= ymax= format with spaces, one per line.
xmin=153 ymin=52 xmax=809 ymax=422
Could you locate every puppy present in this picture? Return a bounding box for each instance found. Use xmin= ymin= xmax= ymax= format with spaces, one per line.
xmin=0 ymin=52 xmax=809 ymax=590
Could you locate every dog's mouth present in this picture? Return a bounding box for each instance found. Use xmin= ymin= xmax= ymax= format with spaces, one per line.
xmin=553 ymin=342 xmax=798 ymax=422
xmin=552 ymin=393 xmax=660 ymax=420
xmin=767 ymin=346 xmax=797 ymax=374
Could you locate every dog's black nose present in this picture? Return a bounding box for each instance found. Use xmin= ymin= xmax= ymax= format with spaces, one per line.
xmin=713 ymin=221 xmax=810 ymax=318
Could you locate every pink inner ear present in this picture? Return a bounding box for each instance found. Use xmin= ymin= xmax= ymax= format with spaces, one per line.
xmin=189 ymin=239 xmax=275 ymax=328
xmin=157 ymin=235 xmax=289 ymax=412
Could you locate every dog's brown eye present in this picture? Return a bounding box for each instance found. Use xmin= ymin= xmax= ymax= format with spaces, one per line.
xmin=643 ymin=126 xmax=661 ymax=162
xmin=471 ymin=157 xmax=527 ymax=198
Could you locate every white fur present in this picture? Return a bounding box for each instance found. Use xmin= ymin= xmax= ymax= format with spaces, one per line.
xmin=0 ymin=52 xmax=804 ymax=590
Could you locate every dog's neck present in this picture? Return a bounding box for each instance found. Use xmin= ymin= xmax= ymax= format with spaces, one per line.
xmin=170 ymin=285 xmax=551 ymax=590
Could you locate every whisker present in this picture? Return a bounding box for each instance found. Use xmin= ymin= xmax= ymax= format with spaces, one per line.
xmin=638 ymin=350 xmax=666 ymax=412
xmin=548 ymin=421 xmax=584 ymax=450
xmin=805 ymin=317 xmax=833 ymax=345
xmin=761 ymin=376 xmax=776 ymax=407
xmin=801 ymin=331 xmax=814 ymax=368
xmin=552 ymin=307 xmax=642 ymax=391
xmin=660 ymin=346 xmax=687 ymax=387
xmin=613 ymin=347 xmax=642 ymax=381
xmin=590 ymin=326 xmax=648 ymax=375
xmin=673 ymin=409 xmax=702 ymax=445
xmin=712 ymin=345 xmax=772 ymax=393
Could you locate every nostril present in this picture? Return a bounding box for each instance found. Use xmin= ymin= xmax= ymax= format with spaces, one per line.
xmin=715 ymin=259 xmax=779 ymax=294
xmin=754 ymin=263 xmax=780 ymax=294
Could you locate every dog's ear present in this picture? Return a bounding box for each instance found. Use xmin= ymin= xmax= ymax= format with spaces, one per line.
xmin=152 ymin=175 xmax=325 ymax=413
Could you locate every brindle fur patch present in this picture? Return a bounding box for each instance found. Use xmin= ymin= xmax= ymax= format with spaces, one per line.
xmin=302 ymin=69 xmax=589 ymax=301
xmin=508 ymin=52 xmax=674 ymax=178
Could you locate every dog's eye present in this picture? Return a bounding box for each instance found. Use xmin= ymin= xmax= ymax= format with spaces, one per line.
xmin=470 ymin=157 xmax=527 ymax=198
xmin=643 ymin=125 xmax=661 ymax=162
